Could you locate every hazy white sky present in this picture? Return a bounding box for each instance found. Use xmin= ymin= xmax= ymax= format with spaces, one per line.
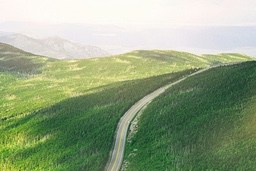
xmin=0 ymin=0 xmax=256 ymax=27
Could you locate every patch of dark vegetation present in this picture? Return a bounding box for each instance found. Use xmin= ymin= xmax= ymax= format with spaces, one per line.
xmin=0 ymin=57 xmax=44 ymax=75
xmin=0 ymin=43 xmax=50 ymax=75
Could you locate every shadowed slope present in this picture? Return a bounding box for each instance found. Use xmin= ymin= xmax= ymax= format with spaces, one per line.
xmin=0 ymin=43 xmax=51 ymax=75
xmin=1 ymin=70 xmax=195 ymax=171
xmin=125 ymin=61 xmax=256 ymax=171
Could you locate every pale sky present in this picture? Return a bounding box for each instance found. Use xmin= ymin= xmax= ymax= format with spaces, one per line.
xmin=0 ymin=0 xmax=256 ymax=28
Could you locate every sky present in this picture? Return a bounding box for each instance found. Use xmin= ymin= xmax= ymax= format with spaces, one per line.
xmin=0 ymin=0 xmax=256 ymax=28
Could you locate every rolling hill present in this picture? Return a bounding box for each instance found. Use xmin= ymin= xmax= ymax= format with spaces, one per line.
xmin=0 ymin=33 xmax=109 ymax=59
xmin=0 ymin=46 xmax=253 ymax=170
xmin=124 ymin=61 xmax=256 ymax=170
xmin=0 ymin=42 xmax=51 ymax=74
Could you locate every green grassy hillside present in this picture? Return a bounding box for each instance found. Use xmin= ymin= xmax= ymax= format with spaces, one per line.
xmin=125 ymin=61 xmax=256 ymax=171
xmin=0 ymin=43 xmax=51 ymax=75
xmin=0 ymin=46 xmax=252 ymax=170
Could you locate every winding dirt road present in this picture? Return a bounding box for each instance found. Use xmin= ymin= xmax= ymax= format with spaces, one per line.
xmin=105 ymin=65 xmax=227 ymax=171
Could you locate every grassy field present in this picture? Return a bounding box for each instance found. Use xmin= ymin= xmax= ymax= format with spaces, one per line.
xmin=125 ymin=61 xmax=256 ymax=171
xmin=0 ymin=43 xmax=252 ymax=170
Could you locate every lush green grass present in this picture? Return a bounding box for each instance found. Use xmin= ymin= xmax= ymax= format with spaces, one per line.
xmin=2 ymin=50 xmax=250 ymax=123
xmin=1 ymin=70 xmax=197 ymax=171
xmin=0 ymin=46 xmax=252 ymax=170
xmin=125 ymin=61 xmax=256 ymax=171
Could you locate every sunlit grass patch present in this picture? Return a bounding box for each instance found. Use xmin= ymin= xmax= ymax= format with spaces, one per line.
xmin=5 ymin=94 xmax=17 ymax=101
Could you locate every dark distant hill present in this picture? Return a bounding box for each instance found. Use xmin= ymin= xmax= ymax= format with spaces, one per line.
xmin=0 ymin=42 xmax=50 ymax=74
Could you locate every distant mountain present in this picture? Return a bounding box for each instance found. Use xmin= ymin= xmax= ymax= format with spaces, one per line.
xmin=0 ymin=33 xmax=109 ymax=59
xmin=1 ymin=22 xmax=256 ymax=56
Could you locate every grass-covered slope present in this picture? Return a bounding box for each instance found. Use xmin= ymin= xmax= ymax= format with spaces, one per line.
xmin=1 ymin=70 xmax=196 ymax=171
xmin=125 ymin=61 xmax=256 ymax=171
xmin=130 ymin=50 xmax=251 ymax=67
xmin=0 ymin=43 xmax=50 ymax=75
xmin=2 ymin=50 xmax=250 ymax=123
xmin=0 ymin=47 xmax=252 ymax=170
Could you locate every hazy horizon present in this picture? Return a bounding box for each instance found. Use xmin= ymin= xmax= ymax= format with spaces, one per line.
xmin=0 ymin=0 xmax=256 ymax=56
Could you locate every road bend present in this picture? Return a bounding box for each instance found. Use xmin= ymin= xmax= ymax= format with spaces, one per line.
xmin=105 ymin=64 xmax=233 ymax=171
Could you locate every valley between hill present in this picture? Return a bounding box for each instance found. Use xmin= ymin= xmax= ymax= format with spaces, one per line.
xmin=0 ymin=43 xmax=253 ymax=170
